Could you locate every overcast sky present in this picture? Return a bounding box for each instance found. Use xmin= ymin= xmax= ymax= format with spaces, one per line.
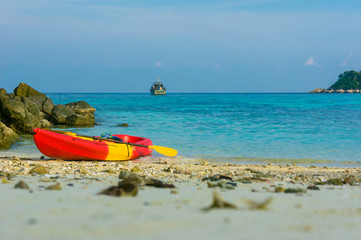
xmin=1 ymin=0 xmax=361 ymax=93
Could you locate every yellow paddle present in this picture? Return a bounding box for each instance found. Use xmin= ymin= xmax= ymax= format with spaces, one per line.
xmin=146 ymin=145 xmax=178 ymax=157
xmin=45 ymin=129 xmax=178 ymax=157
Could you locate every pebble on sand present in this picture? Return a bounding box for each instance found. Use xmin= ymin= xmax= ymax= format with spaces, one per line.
xmin=98 ymin=179 xmax=138 ymax=197
xmin=29 ymin=165 xmax=49 ymax=175
xmin=45 ymin=183 xmax=62 ymax=190
xmin=14 ymin=180 xmax=30 ymax=190
xmin=244 ymin=197 xmax=273 ymax=210
xmin=203 ymin=191 xmax=238 ymax=211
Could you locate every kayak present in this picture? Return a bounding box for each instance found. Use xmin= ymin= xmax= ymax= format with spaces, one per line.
xmin=32 ymin=128 xmax=153 ymax=160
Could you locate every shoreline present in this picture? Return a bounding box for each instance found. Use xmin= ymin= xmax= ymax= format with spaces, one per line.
xmin=1 ymin=154 xmax=361 ymax=168
xmin=2 ymin=156 xmax=360 ymax=183
xmin=1 ymin=156 xmax=361 ymax=239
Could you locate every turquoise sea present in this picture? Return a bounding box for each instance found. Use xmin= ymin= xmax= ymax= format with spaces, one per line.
xmin=2 ymin=93 xmax=361 ymax=166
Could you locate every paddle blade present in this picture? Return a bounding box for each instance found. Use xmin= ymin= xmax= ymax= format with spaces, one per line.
xmin=149 ymin=145 xmax=178 ymax=157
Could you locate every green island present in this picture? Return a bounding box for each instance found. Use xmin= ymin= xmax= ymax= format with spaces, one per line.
xmin=310 ymin=70 xmax=361 ymax=93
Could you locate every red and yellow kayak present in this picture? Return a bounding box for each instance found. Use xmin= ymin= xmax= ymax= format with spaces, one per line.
xmin=33 ymin=128 xmax=153 ymax=161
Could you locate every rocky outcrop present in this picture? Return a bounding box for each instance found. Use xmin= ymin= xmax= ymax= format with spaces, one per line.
xmin=0 ymin=82 xmax=96 ymax=149
xmin=0 ymin=88 xmax=7 ymax=96
xmin=51 ymin=104 xmax=75 ymax=125
xmin=1 ymin=95 xmax=41 ymax=132
xmin=310 ymin=88 xmax=361 ymax=93
xmin=310 ymin=88 xmax=325 ymax=93
xmin=14 ymin=82 xmax=55 ymax=116
xmin=65 ymin=114 xmax=94 ymax=126
xmin=65 ymin=101 xmax=95 ymax=119
xmin=310 ymin=70 xmax=361 ymax=93
xmin=0 ymin=121 xmax=19 ymax=149
xmin=0 ymin=84 xmax=52 ymax=132
xmin=51 ymin=103 xmax=95 ymax=127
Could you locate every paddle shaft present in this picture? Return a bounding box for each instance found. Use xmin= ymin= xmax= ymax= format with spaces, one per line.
xmin=74 ymin=133 xmax=151 ymax=148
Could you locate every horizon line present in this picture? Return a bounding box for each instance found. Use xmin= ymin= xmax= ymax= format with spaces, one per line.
xmin=44 ymin=91 xmax=310 ymax=94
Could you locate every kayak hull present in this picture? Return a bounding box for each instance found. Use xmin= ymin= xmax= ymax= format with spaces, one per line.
xmin=33 ymin=128 xmax=153 ymax=161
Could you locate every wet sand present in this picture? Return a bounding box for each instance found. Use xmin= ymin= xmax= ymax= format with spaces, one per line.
xmin=1 ymin=156 xmax=361 ymax=240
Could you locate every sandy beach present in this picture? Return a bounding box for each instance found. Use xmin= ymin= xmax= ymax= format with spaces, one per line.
xmin=1 ymin=156 xmax=361 ymax=240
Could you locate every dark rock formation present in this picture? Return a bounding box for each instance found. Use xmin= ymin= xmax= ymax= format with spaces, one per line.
xmin=65 ymin=114 xmax=94 ymax=126
xmin=0 ymin=83 xmax=56 ymax=132
xmin=0 ymin=82 xmax=96 ymax=149
xmin=14 ymin=82 xmax=55 ymax=114
xmin=0 ymin=121 xmax=19 ymax=149
xmin=51 ymin=104 xmax=75 ymax=125
xmin=65 ymin=101 xmax=95 ymax=119
xmin=0 ymin=95 xmax=42 ymax=132
xmin=52 ymin=103 xmax=95 ymax=126
xmin=42 ymin=98 xmax=55 ymax=116
xmin=40 ymin=119 xmax=52 ymax=129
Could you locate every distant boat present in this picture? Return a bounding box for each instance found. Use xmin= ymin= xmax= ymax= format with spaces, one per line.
xmin=150 ymin=77 xmax=166 ymax=95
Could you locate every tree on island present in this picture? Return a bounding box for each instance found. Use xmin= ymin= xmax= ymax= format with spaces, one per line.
xmin=329 ymin=70 xmax=361 ymax=90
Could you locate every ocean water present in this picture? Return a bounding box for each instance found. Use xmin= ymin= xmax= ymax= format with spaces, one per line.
xmin=2 ymin=93 xmax=361 ymax=166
